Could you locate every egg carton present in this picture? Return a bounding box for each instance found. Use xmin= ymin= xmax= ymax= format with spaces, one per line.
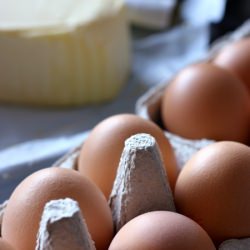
xmin=1 ymin=134 xmax=250 ymax=249
xmin=0 ymin=20 xmax=250 ymax=249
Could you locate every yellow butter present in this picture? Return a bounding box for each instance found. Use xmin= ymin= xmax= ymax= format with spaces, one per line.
xmin=0 ymin=0 xmax=131 ymax=106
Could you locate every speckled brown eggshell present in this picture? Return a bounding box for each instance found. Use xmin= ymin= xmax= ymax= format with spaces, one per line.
xmin=78 ymin=113 xmax=178 ymax=199
xmin=175 ymin=141 xmax=250 ymax=245
xmin=161 ymin=63 xmax=249 ymax=143
xmin=1 ymin=167 xmax=113 ymax=250
xmin=108 ymin=211 xmax=216 ymax=250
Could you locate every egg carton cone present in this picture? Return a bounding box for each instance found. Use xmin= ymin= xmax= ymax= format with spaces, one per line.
xmin=109 ymin=133 xmax=175 ymax=232
xmin=36 ymin=198 xmax=95 ymax=250
xmin=135 ymin=19 xmax=250 ymax=170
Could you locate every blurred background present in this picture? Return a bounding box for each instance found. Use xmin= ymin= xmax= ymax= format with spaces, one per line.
xmin=0 ymin=0 xmax=249 ymax=202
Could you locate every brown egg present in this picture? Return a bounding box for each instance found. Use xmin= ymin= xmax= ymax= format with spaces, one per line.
xmin=2 ymin=167 xmax=113 ymax=250
xmin=0 ymin=238 xmax=15 ymax=250
xmin=161 ymin=63 xmax=249 ymax=143
xmin=174 ymin=141 xmax=250 ymax=244
xmin=108 ymin=211 xmax=216 ymax=250
xmin=213 ymin=38 xmax=250 ymax=92
xmin=78 ymin=113 xmax=178 ymax=198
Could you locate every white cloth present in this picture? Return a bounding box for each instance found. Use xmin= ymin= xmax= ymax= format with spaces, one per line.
xmin=132 ymin=23 xmax=210 ymax=86
xmin=125 ymin=0 xmax=226 ymax=29
xmin=125 ymin=0 xmax=176 ymax=29
xmin=181 ymin=0 xmax=226 ymax=25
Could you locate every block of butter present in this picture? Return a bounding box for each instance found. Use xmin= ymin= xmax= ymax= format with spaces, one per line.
xmin=0 ymin=0 xmax=131 ymax=106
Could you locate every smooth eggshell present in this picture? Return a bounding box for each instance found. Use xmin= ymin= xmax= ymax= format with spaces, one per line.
xmin=175 ymin=141 xmax=250 ymax=244
xmin=108 ymin=211 xmax=216 ymax=250
xmin=0 ymin=238 xmax=15 ymax=250
xmin=161 ymin=63 xmax=249 ymax=143
xmin=78 ymin=113 xmax=178 ymax=198
xmin=213 ymin=37 xmax=250 ymax=92
xmin=2 ymin=167 xmax=113 ymax=250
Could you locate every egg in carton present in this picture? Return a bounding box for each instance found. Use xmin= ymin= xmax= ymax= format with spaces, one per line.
xmin=135 ymin=19 xmax=250 ymax=159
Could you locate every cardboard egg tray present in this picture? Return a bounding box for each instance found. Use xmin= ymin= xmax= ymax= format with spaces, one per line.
xmin=0 ymin=19 xmax=250 ymax=249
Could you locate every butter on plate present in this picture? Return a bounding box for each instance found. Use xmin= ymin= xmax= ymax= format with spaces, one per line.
xmin=0 ymin=0 xmax=131 ymax=106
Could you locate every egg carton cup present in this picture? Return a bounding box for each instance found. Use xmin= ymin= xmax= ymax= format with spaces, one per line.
xmin=135 ymin=19 xmax=250 ymax=170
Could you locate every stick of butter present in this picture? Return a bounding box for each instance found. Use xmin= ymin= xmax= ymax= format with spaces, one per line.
xmin=0 ymin=0 xmax=131 ymax=106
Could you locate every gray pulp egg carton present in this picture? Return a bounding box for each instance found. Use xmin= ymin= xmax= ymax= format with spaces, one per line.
xmin=0 ymin=20 xmax=250 ymax=249
xmin=1 ymin=135 xmax=250 ymax=249
xmin=135 ymin=19 xmax=250 ymax=171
